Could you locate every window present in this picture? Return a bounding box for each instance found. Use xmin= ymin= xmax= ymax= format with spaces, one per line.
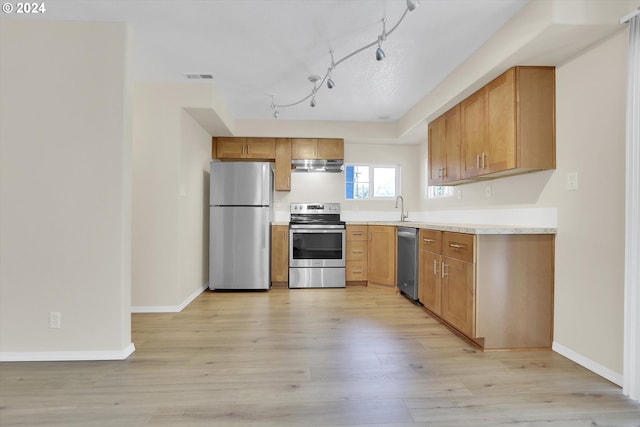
xmin=345 ymin=164 xmax=400 ymax=200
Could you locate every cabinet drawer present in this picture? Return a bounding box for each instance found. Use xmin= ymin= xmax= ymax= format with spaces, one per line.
xmin=443 ymin=232 xmax=475 ymax=263
xmin=419 ymin=229 xmax=442 ymax=253
xmin=346 ymin=240 xmax=368 ymax=261
xmin=347 ymin=261 xmax=368 ymax=281
xmin=346 ymin=225 xmax=368 ymax=241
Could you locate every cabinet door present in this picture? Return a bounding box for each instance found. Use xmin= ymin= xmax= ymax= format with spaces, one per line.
xmin=420 ymin=249 xmax=442 ymax=315
xmin=443 ymin=105 xmax=461 ymax=183
xmin=441 ymin=257 xmax=475 ymax=337
xmin=460 ymin=88 xmax=487 ymax=179
xmin=367 ymin=226 xmax=396 ymax=286
xmin=246 ymin=138 xmax=276 ymax=160
xmin=271 ymin=225 xmax=289 ymax=282
xmin=274 ymin=138 xmax=291 ymax=191
xmin=291 ymin=138 xmax=317 ymax=159
xmin=428 ymin=116 xmax=446 ymax=186
xmin=317 ymin=138 xmax=344 ymax=159
xmin=487 ymin=68 xmax=516 ymax=173
xmin=216 ymin=138 xmax=247 ymax=159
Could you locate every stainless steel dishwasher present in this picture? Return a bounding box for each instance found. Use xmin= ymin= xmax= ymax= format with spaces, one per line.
xmin=397 ymin=227 xmax=419 ymax=300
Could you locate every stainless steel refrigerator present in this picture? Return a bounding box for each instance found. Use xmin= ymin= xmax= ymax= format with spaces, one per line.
xmin=209 ymin=162 xmax=273 ymax=290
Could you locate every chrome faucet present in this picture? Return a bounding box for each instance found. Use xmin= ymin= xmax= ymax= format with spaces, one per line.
xmin=395 ymin=195 xmax=408 ymax=222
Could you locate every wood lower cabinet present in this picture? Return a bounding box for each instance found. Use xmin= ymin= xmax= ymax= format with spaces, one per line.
xmin=271 ymin=225 xmax=289 ymax=283
xmin=346 ymin=225 xmax=368 ymax=283
xmin=441 ymin=254 xmax=475 ymax=338
xmin=367 ymin=225 xmax=396 ymax=287
xmin=419 ymin=229 xmax=442 ymax=315
xmin=418 ymin=229 xmax=554 ymax=350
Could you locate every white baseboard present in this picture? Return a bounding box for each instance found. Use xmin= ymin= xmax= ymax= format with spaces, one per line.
xmin=552 ymin=342 xmax=623 ymax=386
xmin=131 ymin=282 xmax=208 ymax=313
xmin=0 ymin=343 xmax=135 ymax=362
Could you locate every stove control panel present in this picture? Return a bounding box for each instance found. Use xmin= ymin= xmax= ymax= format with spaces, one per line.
xmin=290 ymin=203 xmax=341 ymax=214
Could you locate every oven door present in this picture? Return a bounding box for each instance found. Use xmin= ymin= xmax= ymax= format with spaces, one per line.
xmin=289 ymin=228 xmax=346 ymax=268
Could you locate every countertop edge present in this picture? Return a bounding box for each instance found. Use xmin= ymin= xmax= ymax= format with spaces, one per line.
xmin=273 ymin=221 xmax=557 ymax=234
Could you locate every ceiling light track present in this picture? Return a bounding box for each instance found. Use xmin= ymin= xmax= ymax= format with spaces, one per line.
xmin=270 ymin=0 xmax=419 ymax=119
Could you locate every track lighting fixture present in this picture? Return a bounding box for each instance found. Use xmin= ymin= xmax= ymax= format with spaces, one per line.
xmin=376 ymin=37 xmax=386 ymax=61
xmin=309 ymin=75 xmax=320 ymax=107
xmin=270 ymin=0 xmax=419 ymax=118
xmin=376 ymin=19 xmax=387 ymax=61
xmin=327 ymin=51 xmax=336 ymax=89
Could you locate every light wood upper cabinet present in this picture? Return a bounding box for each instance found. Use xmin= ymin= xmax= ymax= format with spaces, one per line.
xmin=274 ymin=138 xmax=291 ymax=191
xmin=291 ymin=138 xmax=344 ymax=160
xmin=213 ymin=137 xmax=276 ymax=160
xmin=460 ymin=88 xmax=488 ymax=179
xmin=428 ymin=105 xmax=461 ymax=185
xmin=367 ymin=225 xmax=396 ymax=287
xmin=317 ymin=138 xmax=344 ymax=159
xmin=460 ymin=66 xmax=555 ymax=180
xmin=271 ymin=225 xmax=289 ymax=283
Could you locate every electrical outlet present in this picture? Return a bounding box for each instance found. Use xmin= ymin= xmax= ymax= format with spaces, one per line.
xmin=485 ymin=185 xmax=492 ymax=198
xmin=49 ymin=312 xmax=61 ymax=329
xmin=567 ymin=172 xmax=578 ymax=191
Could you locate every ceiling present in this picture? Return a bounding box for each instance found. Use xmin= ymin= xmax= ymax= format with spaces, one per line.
xmin=31 ymin=0 xmax=529 ymax=123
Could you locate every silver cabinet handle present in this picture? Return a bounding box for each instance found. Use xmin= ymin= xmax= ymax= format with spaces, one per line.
xmin=441 ymin=262 xmax=448 ymax=278
xmin=352 ymin=250 xmax=363 ymax=254
xmin=423 ymin=238 xmax=435 ymax=243
xmin=433 ymin=259 xmax=438 ymax=275
xmin=449 ymin=243 xmax=464 ymax=249
xmin=476 ymin=154 xmax=480 ymax=169
xmin=287 ymin=176 xmax=290 ymax=187
xmin=352 ymin=232 xmax=363 ymax=236
xmin=481 ymin=152 xmax=486 ymax=169
xmin=247 ymin=144 xmax=251 ymax=156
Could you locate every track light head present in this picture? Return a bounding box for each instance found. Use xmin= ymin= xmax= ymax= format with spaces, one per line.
xmin=273 ymin=109 xmax=280 ymax=119
xmin=310 ymin=96 xmax=316 ymax=107
xmin=327 ymin=78 xmax=335 ymax=89
xmin=406 ymin=0 xmax=419 ymax=11
xmin=376 ymin=47 xmax=385 ymax=61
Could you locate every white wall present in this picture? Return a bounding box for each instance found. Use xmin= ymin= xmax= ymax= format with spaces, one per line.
xmin=417 ymin=29 xmax=628 ymax=379
xmin=132 ymin=83 xmax=211 ymax=310
xmin=0 ymin=19 xmax=133 ymax=358
xmin=274 ymin=142 xmax=420 ymax=221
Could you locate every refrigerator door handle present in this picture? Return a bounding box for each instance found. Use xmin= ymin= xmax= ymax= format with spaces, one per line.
xmin=262 ymin=208 xmax=268 ymax=249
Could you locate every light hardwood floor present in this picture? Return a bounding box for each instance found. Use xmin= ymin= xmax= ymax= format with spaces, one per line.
xmin=1 ymin=287 xmax=639 ymax=426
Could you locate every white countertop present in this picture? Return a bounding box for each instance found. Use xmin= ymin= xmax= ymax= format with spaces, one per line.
xmin=272 ymin=220 xmax=556 ymax=235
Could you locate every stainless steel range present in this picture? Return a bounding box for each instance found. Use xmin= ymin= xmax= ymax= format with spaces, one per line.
xmin=289 ymin=203 xmax=346 ymax=288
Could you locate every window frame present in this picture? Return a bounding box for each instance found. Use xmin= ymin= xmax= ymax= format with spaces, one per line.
xmin=345 ymin=163 xmax=401 ymax=201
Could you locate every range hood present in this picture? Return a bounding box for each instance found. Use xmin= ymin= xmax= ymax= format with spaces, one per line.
xmin=291 ymin=159 xmax=344 ymax=173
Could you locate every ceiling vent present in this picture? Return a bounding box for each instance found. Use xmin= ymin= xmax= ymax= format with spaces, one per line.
xmin=185 ymin=74 xmax=214 ymax=80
